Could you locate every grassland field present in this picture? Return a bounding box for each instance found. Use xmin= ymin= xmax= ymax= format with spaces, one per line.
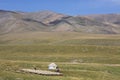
xmin=0 ymin=32 xmax=120 ymax=80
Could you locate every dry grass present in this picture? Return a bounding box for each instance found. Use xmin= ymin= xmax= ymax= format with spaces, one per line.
xmin=0 ymin=32 xmax=120 ymax=80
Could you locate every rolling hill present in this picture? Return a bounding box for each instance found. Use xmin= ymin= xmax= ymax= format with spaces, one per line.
xmin=0 ymin=10 xmax=120 ymax=34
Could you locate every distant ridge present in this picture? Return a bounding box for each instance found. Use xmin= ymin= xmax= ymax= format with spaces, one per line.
xmin=0 ymin=10 xmax=120 ymax=34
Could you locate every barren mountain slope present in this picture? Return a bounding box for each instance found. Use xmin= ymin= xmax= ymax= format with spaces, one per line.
xmin=0 ymin=10 xmax=120 ymax=34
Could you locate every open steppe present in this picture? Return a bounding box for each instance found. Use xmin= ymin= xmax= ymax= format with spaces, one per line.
xmin=0 ymin=32 xmax=120 ymax=80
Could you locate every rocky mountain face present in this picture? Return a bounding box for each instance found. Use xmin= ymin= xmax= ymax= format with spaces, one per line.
xmin=0 ymin=10 xmax=120 ymax=34
xmin=86 ymin=14 xmax=120 ymax=24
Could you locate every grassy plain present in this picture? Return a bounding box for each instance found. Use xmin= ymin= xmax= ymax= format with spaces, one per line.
xmin=0 ymin=32 xmax=120 ymax=80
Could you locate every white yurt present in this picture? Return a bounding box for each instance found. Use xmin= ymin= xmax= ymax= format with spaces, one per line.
xmin=48 ymin=63 xmax=57 ymax=70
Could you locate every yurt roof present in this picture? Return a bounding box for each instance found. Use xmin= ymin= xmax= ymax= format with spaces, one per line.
xmin=48 ymin=63 xmax=57 ymax=66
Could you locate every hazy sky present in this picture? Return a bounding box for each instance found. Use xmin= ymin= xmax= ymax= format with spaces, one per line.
xmin=0 ymin=0 xmax=120 ymax=15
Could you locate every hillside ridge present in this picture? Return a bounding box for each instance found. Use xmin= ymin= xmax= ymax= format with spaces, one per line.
xmin=0 ymin=10 xmax=120 ymax=34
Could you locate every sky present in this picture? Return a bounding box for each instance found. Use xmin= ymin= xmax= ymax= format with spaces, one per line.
xmin=0 ymin=0 xmax=120 ymax=15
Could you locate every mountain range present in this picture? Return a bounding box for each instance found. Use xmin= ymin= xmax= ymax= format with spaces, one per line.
xmin=0 ymin=10 xmax=120 ymax=34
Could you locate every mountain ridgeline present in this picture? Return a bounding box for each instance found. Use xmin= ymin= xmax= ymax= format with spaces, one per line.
xmin=0 ymin=10 xmax=120 ymax=34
